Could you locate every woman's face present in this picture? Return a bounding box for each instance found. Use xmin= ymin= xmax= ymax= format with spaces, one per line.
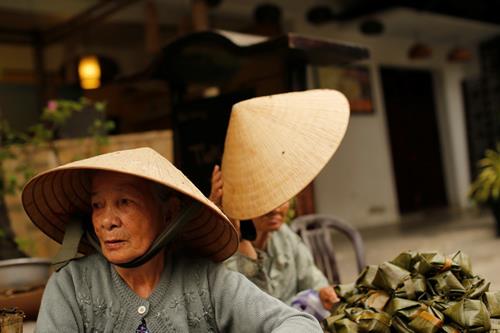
xmin=252 ymin=201 xmax=290 ymax=233
xmin=90 ymin=171 xmax=167 ymax=264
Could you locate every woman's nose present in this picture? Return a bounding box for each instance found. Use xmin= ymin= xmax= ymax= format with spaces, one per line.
xmin=100 ymin=207 xmax=121 ymax=230
xmin=272 ymin=207 xmax=285 ymax=215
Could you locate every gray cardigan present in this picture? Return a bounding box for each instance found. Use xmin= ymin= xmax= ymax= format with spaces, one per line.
xmin=35 ymin=253 xmax=322 ymax=332
xmin=225 ymin=224 xmax=329 ymax=304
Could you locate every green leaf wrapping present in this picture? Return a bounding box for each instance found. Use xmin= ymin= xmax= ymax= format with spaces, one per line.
xmin=450 ymin=251 xmax=473 ymax=278
xmin=355 ymin=310 xmax=391 ymax=333
xmin=443 ymin=299 xmax=491 ymax=332
xmin=326 ymin=317 xmax=359 ymax=333
xmin=335 ymin=283 xmax=357 ymax=299
xmin=441 ymin=323 xmax=462 ymax=333
xmin=356 ymin=265 xmax=379 ymax=289
xmin=391 ymin=251 xmax=417 ymax=271
xmin=372 ymin=262 xmax=411 ymax=291
xmin=490 ymin=318 xmax=500 ymax=333
xmin=395 ymin=274 xmax=427 ymax=300
xmin=484 ymin=291 xmax=500 ymax=318
xmin=324 ymin=251 xmax=497 ymax=332
xmin=414 ymin=253 xmax=456 ymax=276
xmin=407 ymin=310 xmax=443 ymax=333
xmin=363 ymin=290 xmax=391 ymax=311
xmin=384 ymin=297 xmax=424 ymax=319
xmin=391 ymin=316 xmax=415 ymax=333
xmin=427 ymin=271 xmax=465 ymax=298
xmin=465 ymin=278 xmax=490 ymax=299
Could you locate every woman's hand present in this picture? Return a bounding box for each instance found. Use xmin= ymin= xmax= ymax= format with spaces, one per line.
xmin=318 ymin=286 xmax=339 ymax=310
xmin=209 ymin=165 xmax=223 ymax=208
xmin=208 ymin=165 xmax=257 ymax=260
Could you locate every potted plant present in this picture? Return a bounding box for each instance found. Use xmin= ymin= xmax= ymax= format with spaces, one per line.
xmin=469 ymin=144 xmax=500 ymax=236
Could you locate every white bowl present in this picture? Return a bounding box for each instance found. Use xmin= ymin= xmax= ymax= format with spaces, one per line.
xmin=0 ymin=258 xmax=51 ymax=292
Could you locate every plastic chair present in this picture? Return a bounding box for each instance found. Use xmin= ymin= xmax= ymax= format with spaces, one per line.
xmin=290 ymin=214 xmax=366 ymax=284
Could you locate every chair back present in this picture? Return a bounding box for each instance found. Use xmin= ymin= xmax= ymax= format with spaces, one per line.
xmin=290 ymin=214 xmax=366 ymax=284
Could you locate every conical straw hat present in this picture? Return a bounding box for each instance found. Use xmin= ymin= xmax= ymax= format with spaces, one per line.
xmin=22 ymin=147 xmax=238 ymax=262
xmin=221 ymin=89 xmax=349 ymax=220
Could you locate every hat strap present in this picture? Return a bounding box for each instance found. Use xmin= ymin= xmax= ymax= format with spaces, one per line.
xmin=51 ymin=216 xmax=85 ymax=271
xmin=86 ymin=201 xmax=203 ymax=268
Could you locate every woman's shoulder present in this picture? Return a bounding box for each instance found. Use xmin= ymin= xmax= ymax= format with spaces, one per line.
xmin=173 ymin=251 xmax=217 ymax=272
xmin=52 ymin=253 xmax=109 ymax=284
xmin=172 ymin=252 xmax=229 ymax=283
xmin=65 ymin=253 xmax=107 ymax=270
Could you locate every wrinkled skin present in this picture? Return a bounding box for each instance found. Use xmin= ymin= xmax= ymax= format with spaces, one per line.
xmin=90 ymin=171 xmax=168 ymax=264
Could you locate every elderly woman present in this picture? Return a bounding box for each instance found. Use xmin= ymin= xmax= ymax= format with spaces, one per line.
xmin=211 ymin=169 xmax=337 ymax=309
xmin=22 ymin=148 xmax=322 ymax=332
xmin=209 ymin=89 xmax=350 ymax=311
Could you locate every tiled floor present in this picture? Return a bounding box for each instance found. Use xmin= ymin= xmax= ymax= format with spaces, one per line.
xmin=331 ymin=208 xmax=500 ymax=290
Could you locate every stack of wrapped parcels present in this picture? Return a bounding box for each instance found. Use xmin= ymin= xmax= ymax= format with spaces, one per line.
xmin=324 ymin=251 xmax=500 ymax=332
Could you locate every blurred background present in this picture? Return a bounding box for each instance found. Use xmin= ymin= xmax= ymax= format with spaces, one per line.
xmin=2 ymin=1 xmax=500 ymax=326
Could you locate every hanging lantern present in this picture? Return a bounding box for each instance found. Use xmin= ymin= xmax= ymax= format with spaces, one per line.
xmin=78 ymin=55 xmax=101 ymax=89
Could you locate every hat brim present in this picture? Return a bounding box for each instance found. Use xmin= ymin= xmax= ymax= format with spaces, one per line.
xmin=22 ymin=165 xmax=238 ymax=262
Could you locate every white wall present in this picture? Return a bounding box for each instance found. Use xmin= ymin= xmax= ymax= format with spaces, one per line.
xmin=296 ymin=20 xmax=482 ymax=228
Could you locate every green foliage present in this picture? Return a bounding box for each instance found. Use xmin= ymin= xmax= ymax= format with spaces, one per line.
xmin=0 ymin=97 xmax=114 ymax=195
xmin=0 ymin=98 xmax=114 ymax=251
xmin=14 ymin=237 xmax=36 ymax=254
xmin=284 ymin=197 xmax=297 ymax=224
xmin=469 ymin=144 xmax=500 ymax=204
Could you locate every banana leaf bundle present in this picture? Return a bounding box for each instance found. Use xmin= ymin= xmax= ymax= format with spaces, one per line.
xmin=325 ymin=251 xmax=500 ymax=333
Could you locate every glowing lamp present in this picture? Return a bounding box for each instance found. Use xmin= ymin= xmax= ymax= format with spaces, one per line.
xmin=78 ymin=55 xmax=101 ymax=89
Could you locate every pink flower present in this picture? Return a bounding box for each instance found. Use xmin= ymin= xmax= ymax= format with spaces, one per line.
xmin=47 ymin=100 xmax=57 ymax=112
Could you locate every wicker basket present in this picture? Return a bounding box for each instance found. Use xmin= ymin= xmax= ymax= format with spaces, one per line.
xmin=0 ymin=308 xmax=24 ymax=333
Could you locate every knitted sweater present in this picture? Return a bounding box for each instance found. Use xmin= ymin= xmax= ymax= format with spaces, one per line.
xmin=35 ymin=253 xmax=322 ymax=332
xmin=225 ymin=224 xmax=329 ymax=304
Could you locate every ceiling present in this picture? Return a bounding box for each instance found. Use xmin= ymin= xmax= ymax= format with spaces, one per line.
xmin=321 ymin=0 xmax=500 ymax=25
xmin=2 ymin=0 xmax=500 ymax=24
xmin=0 ymin=0 xmax=499 ymax=46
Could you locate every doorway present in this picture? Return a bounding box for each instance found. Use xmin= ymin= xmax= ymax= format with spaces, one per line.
xmin=380 ymin=67 xmax=448 ymax=214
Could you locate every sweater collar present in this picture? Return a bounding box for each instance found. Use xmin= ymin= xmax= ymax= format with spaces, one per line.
xmin=110 ymin=252 xmax=173 ymax=308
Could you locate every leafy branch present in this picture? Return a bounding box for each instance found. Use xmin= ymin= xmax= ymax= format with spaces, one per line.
xmin=0 ymin=97 xmax=114 ymax=194
xmin=0 ymin=98 xmax=114 ymax=255
xmin=469 ymin=144 xmax=500 ymax=204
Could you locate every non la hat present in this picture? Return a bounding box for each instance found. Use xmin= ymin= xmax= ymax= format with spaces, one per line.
xmin=221 ymin=89 xmax=350 ymax=220
xmin=22 ymin=147 xmax=238 ymax=262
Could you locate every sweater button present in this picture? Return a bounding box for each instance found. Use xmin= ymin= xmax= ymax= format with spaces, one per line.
xmin=138 ymin=305 xmax=146 ymax=315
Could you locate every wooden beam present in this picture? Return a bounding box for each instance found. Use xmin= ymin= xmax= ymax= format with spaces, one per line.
xmin=43 ymin=0 xmax=143 ymax=45
xmin=0 ymin=28 xmax=33 ymax=44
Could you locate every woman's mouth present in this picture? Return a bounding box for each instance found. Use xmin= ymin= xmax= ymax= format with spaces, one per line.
xmin=104 ymin=239 xmax=126 ymax=250
xmin=267 ymin=217 xmax=283 ymax=226
xmin=268 ymin=213 xmax=283 ymax=221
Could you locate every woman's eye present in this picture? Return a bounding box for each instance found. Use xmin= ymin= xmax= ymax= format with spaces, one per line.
xmin=91 ymin=202 xmax=102 ymax=210
xmin=119 ymin=198 xmax=131 ymax=206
